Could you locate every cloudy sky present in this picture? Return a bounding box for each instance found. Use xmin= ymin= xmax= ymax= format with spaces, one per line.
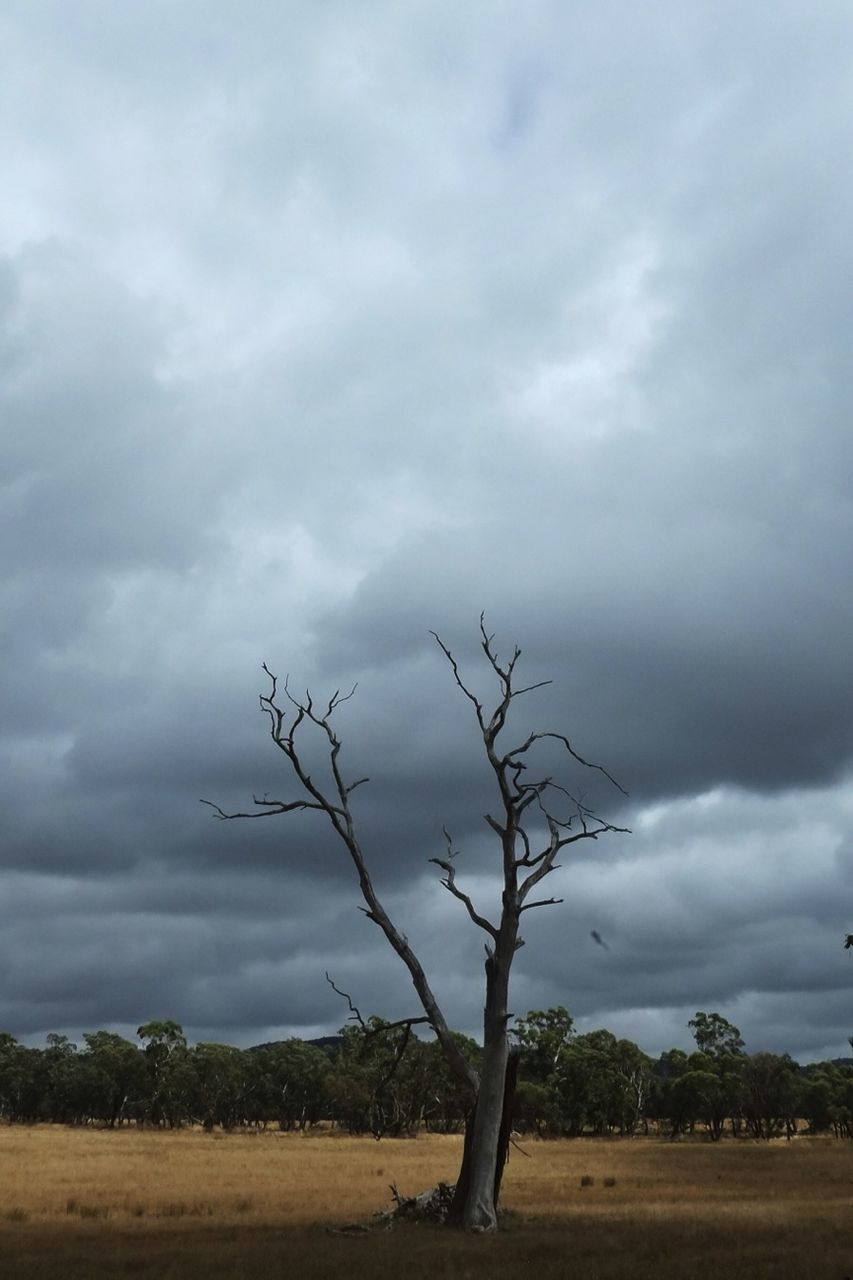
xmin=2 ymin=1 xmax=852 ymax=1064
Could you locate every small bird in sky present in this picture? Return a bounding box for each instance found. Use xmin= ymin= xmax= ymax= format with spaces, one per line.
xmin=590 ymin=929 xmax=610 ymax=950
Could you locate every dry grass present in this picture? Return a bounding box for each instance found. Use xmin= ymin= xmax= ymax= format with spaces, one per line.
xmin=1 ymin=1125 xmax=851 ymax=1278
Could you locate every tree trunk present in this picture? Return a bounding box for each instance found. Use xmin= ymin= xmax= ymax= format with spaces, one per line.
xmin=462 ymin=1034 xmax=509 ymax=1230
xmin=447 ymin=1046 xmax=519 ymax=1229
xmin=446 ymin=950 xmax=518 ymax=1232
xmin=492 ymin=1046 xmax=519 ymax=1208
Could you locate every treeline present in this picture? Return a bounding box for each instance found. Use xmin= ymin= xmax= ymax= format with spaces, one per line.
xmin=1 ymin=1010 xmax=851 ymax=1140
xmin=513 ymin=1009 xmax=853 ymax=1141
xmin=0 ymin=1019 xmax=476 ymax=1135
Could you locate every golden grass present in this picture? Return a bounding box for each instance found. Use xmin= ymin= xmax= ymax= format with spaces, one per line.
xmin=1 ymin=1125 xmax=851 ymax=1278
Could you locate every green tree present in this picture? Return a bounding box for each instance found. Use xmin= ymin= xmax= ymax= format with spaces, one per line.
xmin=799 ymin=1059 xmax=853 ymax=1138
xmin=513 ymin=1079 xmax=559 ymax=1136
xmin=740 ymin=1052 xmax=801 ymax=1140
xmin=799 ymin=1068 xmax=836 ymax=1134
xmin=190 ymin=1043 xmax=249 ymax=1130
xmin=514 ymin=1007 xmax=574 ymax=1084
xmin=41 ymin=1034 xmax=81 ymax=1123
xmin=651 ymin=1039 xmax=745 ymax=1140
xmin=688 ymin=1012 xmax=745 ymax=1059
xmin=252 ymin=1039 xmax=332 ymax=1130
xmin=80 ymin=1031 xmax=147 ymax=1127
xmin=552 ymin=1031 xmax=651 ymax=1136
xmin=137 ymin=1020 xmax=193 ymax=1126
xmin=0 ymin=1033 xmax=35 ymax=1122
xmin=328 ymin=1019 xmax=434 ymax=1137
xmin=420 ymin=1033 xmax=482 ymax=1134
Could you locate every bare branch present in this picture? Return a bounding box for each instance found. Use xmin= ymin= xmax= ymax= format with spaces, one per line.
xmin=430 ymin=829 xmax=498 ymax=939
xmin=478 ymin=613 xmax=517 ymax=684
xmin=510 ymin=679 xmax=553 ymax=698
xmin=326 ymin=684 xmax=358 ymax=717
xmin=519 ymin=896 xmax=564 ymax=913
xmin=325 ymin=972 xmax=366 ymax=1029
xmin=325 ymin=973 xmax=431 ymax=1036
xmin=430 ymin=630 xmax=485 ymax=730
xmin=515 ymin=782 xmax=550 ymax=815
xmin=248 ymin=667 xmax=481 ymax=1096
xmin=558 ymin=820 xmax=632 ymax=844
xmin=477 ymin=615 xmax=520 ymax=741
xmin=370 ymin=1014 xmax=432 ymax=1034
xmin=506 ymin=731 xmax=628 ymax=797
xmin=535 ymin=782 xmax=630 ymax=838
xmin=200 ymin=797 xmax=335 ymax=819
xmin=518 ymin=860 xmax=560 ymax=901
xmin=515 ymin=844 xmax=550 ymax=870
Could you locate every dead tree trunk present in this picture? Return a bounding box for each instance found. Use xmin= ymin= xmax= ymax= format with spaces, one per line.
xmin=448 ymin=1044 xmax=520 ymax=1226
xmin=203 ymin=617 xmax=627 ymax=1232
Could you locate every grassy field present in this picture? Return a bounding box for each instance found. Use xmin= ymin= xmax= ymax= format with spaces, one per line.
xmin=1 ymin=1125 xmax=851 ymax=1278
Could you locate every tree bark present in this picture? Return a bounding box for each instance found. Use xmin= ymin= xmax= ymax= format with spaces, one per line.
xmin=448 ymin=1045 xmax=520 ymax=1228
xmin=493 ymin=1045 xmax=520 ymax=1208
xmin=461 ymin=1034 xmax=509 ymax=1229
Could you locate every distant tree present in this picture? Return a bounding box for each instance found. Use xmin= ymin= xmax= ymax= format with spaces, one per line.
xmin=80 ymin=1031 xmax=147 ymax=1127
xmin=327 ymin=1018 xmax=426 ymax=1137
xmin=514 ymin=1007 xmax=575 ymax=1084
xmin=420 ymin=1033 xmax=482 ymax=1134
xmin=740 ymin=1052 xmax=801 ymax=1139
xmin=513 ymin=1079 xmax=559 ymax=1136
xmin=830 ymin=1064 xmax=853 ymax=1138
xmin=670 ymin=1070 xmax=722 ymax=1138
xmin=550 ymin=1030 xmax=651 ymax=1137
xmin=688 ymin=1012 xmax=745 ymax=1059
xmin=204 ymin=619 xmax=627 ymax=1230
xmin=189 ymin=1043 xmax=250 ymax=1130
xmin=610 ymin=1036 xmax=653 ymax=1134
xmin=41 ymin=1034 xmax=81 ymax=1123
xmin=252 ymin=1039 xmax=331 ymax=1131
xmin=0 ymin=1033 xmax=35 ymax=1122
xmin=137 ymin=1020 xmax=193 ymax=1127
xmin=513 ymin=1006 xmax=578 ymax=1137
xmin=799 ymin=1069 xmax=836 ymax=1134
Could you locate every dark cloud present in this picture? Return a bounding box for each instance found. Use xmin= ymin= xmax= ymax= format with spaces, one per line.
xmin=1 ymin=2 xmax=851 ymax=1062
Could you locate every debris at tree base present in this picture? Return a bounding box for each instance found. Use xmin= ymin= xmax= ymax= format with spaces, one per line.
xmin=379 ymin=1181 xmax=457 ymax=1224
xmin=330 ymin=1183 xmax=457 ymax=1236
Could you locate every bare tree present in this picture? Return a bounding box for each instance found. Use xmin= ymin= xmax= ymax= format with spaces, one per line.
xmin=203 ymin=618 xmax=628 ymax=1231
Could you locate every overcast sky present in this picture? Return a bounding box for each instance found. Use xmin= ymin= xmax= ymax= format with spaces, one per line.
xmin=2 ymin=1 xmax=852 ymax=1064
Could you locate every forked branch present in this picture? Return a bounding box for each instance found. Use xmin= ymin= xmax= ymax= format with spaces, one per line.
xmin=204 ymin=666 xmax=479 ymax=1097
xmin=429 ymin=828 xmax=498 ymax=939
xmin=325 ymin=973 xmax=430 ymax=1036
xmin=506 ymin=731 xmax=628 ymax=797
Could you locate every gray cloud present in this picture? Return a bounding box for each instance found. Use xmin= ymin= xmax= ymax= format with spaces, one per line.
xmin=1 ymin=1 xmax=852 ymax=1063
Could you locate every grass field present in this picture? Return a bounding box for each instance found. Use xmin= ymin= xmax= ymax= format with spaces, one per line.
xmin=1 ymin=1125 xmax=851 ymax=1278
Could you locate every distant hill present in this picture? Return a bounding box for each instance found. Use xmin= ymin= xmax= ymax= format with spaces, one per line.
xmin=249 ymin=1035 xmax=342 ymax=1055
xmin=799 ymin=1057 xmax=853 ymax=1074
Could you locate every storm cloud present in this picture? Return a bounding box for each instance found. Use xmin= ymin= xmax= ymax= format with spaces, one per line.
xmin=2 ymin=1 xmax=852 ymax=1063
